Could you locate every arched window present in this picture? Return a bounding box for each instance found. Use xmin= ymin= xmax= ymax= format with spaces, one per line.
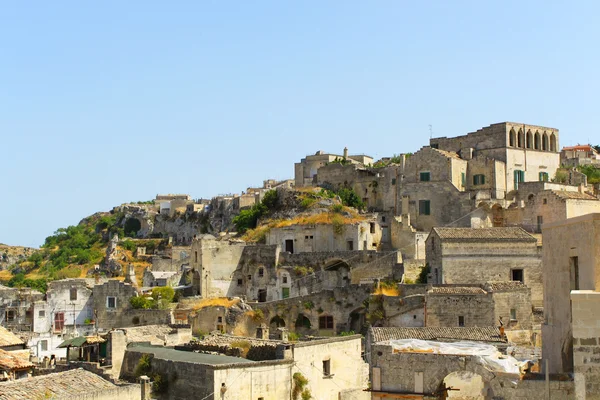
xmin=550 ymin=134 xmax=557 ymax=152
xmin=526 ymin=130 xmax=533 ymax=149
xmin=534 ymin=132 xmax=540 ymax=150
xmin=517 ymin=129 xmax=524 ymax=148
xmin=509 ymin=129 xmax=516 ymax=147
xmin=542 ymin=133 xmax=549 ymax=151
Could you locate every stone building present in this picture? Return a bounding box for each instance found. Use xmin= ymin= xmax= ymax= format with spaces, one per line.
xmin=295 ymin=148 xmax=373 ymax=188
xmin=425 ymin=227 xmax=543 ymax=305
xmin=0 ymin=285 xmax=44 ymax=333
xmin=561 ymin=144 xmax=600 ymax=167
xmin=121 ymin=335 xmax=368 ymax=400
xmin=31 ymin=279 xmax=95 ymax=359
xmin=542 ymin=213 xmax=600 ymax=398
xmin=155 ymin=194 xmax=192 ymax=217
xmin=425 ymin=282 xmax=533 ymax=331
xmin=266 ymin=217 xmax=383 ymax=253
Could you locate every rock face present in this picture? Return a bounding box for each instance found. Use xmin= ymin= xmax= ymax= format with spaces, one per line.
xmin=103 ymin=234 xmax=122 ymax=276
xmin=0 ymin=244 xmax=38 ymax=270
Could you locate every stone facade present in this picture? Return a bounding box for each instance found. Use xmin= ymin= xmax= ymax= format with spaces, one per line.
xmin=571 ymin=290 xmax=600 ymax=400
xmin=542 ymin=213 xmax=600 ymax=375
xmin=295 ymin=148 xmax=373 ymax=188
xmin=266 ymin=218 xmax=383 ymax=253
xmin=426 ymin=227 xmax=543 ymax=306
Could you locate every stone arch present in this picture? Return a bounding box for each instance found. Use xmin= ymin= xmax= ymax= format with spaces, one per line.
xmin=294 ymin=313 xmax=312 ymax=334
xmin=526 ymin=130 xmax=533 ymax=149
xmin=550 ymin=133 xmax=557 ymax=152
xmin=527 ymin=194 xmax=535 ymax=203
xmin=270 ymin=315 xmax=286 ymax=330
xmin=442 ymin=371 xmax=486 ymax=399
xmin=348 ymin=307 xmax=367 ymax=334
xmin=124 ymin=218 xmax=142 ymax=237
xmin=542 ymin=132 xmax=549 ymax=151
xmin=534 ymin=131 xmax=540 ymax=150
xmin=517 ymin=129 xmax=524 ymax=148
xmin=508 ymin=129 xmax=516 ymax=147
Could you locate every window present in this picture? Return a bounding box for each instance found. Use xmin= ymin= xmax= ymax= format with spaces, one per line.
xmin=258 ymin=289 xmax=267 ymax=302
xmin=106 ymin=296 xmax=117 ymax=309
xmin=419 ymin=172 xmax=431 ymax=182
xmin=70 ymin=288 xmax=77 ymax=301
xmin=258 ymin=268 xmax=264 ymax=277
xmin=511 ymin=269 xmax=524 ymax=283
xmin=370 ymin=223 xmax=375 ymax=234
xmin=319 ymin=315 xmax=334 ymax=329
xmin=322 ymin=359 xmax=331 ymax=377
xmin=537 ymin=216 xmax=543 ymax=233
xmin=473 ymin=174 xmax=486 ymax=185
xmin=217 ymin=316 xmax=223 ymax=323
xmin=539 ymin=172 xmax=549 ymax=182
xmin=391 ymin=178 xmax=396 ymax=185
xmin=237 ymin=278 xmax=243 ymax=286
xmin=282 ymin=276 xmax=288 ymax=284
xmin=514 ymin=170 xmax=525 ymax=190
xmin=40 ymin=340 xmax=48 ymax=351
xmin=54 ymin=312 xmax=65 ymax=331
xmin=510 ymin=309 xmax=517 ymax=321
xmin=458 ymin=316 xmax=465 ymax=327
xmin=381 ymin=216 xmax=386 ymax=223
xmin=38 ymin=310 xmax=46 ymax=318
xmin=309 ymin=236 xmax=313 ymax=239
xmin=461 ymin=172 xmax=466 ymax=187
xmin=247 ymin=275 xmax=252 ymax=281
xmin=282 ymin=287 xmax=290 ymax=299
xmin=570 ymin=256 xmax=579 ymax=290
xmin=346 ymin=241 xmax=354 ymax=250
xmin=194 ymin=251 xmax=198 ymax=263
xmin=419 ymin=200 xmax=431 ymax=215
xmin=5 ymin=310 xmax=15 ymax=322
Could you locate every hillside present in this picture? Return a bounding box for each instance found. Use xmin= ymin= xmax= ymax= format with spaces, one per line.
xmin=2 ymin=187 xmax=367 ymax=289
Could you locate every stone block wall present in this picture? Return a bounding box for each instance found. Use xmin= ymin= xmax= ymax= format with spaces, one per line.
xmin=571 ymin=290 xmax=600 ymax=400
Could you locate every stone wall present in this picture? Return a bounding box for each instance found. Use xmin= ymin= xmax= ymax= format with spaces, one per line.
xmin=370 ymin=342 xmax=574 ymax=399
xmin=571 ymin=290 xmax=600 ymax=399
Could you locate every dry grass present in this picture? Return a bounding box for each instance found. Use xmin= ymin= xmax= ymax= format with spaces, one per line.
xmin=270 ymin=211 xmax=364 ymax=228
xmin=190 ymin=297 xmax=240 ymax=311
xmin=372 ymin=286 xmax=400 ymax=296
xmin=0 ymin=270 xmax=12 ymax=281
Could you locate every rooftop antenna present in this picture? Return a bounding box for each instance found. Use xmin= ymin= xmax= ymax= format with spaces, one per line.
xmin=429 ymin=124 xmax=433 ymax=139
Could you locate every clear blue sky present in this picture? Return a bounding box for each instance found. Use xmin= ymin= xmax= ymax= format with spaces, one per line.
xmin=1 ymin=1 xmax=599 ymax=247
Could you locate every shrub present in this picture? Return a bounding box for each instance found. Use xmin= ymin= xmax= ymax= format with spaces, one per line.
xmin=130 ymin=296 xmax=154 ymax=309
xmin=134 ymin=354 xmax=152 ymax=377
xmin=300 ymin=197 xmax=316 ymax=209
xmin=152 ymin=286 xmax=175 ymax=303
xmin=303 ymin=301 xmax=314 ymax=310
xmin=330 ymin=204 xmax=344 ymax=213
xmin=120 ymin=240 xmax=137 ymax=252
xmin=288 ymin=332 xmax=301 ymax=341
xmin=331 ymin=214 xmax=344 ymax=235
xmin=416 ymin=264 xmax=430 ymax=284
xmin=292 ymin=372 xmax=310 ymax=400
xmin=337 ymin=188 xmax=365 ymax=210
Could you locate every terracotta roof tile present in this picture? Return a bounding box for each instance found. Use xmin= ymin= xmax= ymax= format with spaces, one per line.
xmin=369 ymin=327 xmax=506 ymax=344
xmin=551 ymin=190 xmax=598 ymax=201
xmin=485 ymin=281 xmax=527 ymax=292
xmin=0 ymin=327 xmax=24 ymax=348
xmin=0 ymin=368 xmax=116 ymax=399
xmin=0 ymin=350 xmax=34 ymax=371
xmin=432 ymin=227 xmax=536 ymax=241
xmin=428 ymin=286 xmax=486 ymax=295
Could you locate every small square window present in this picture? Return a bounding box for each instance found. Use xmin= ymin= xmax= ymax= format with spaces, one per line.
xmin=543 ymin=198 xmax=548 ymax=204
xmin=247 ymin=275 xmax=252 ymax=281
xmin=419 ymin=200 xmax=431 ymax=215
xmin=420 ymin=172 xmax=431 ymax=182
xmin=319 ymin=315 xmax=334 ymax=329
xmin=511 ymin=269 xmax=524 ymax=283
xmin=391 ymin=178 xmax=396 ymax=185
xmin=510 ymin=309 xmax=517 ymax=321
xmin=282 ymin=276 xmax=288 ymax=284
xmin=107 ymin=296 xmax=117 ymax=309
xmin=40 ymin=340 xmax=48 ymax=351
xmin=381 ymin=216 xmax=386 ymax=223
xmin=38 ymin=310 xmax=46 ymax=318
xmin=309 ymin=235 xmax=313 ymax=239
xmin=258 ymin=268 xmax=264 ymax=277
xmin=217 ymin=316 xmax=223 ymax=323
xmin=370 ymin=223 xmax=375 ymax=234
xmin=458 ymin=316 xmax=465 ymax=327
xmin=70 ymin=287 xmax=77 ymax=301
xmin=237 ymin=279 xmax=243 ymax=286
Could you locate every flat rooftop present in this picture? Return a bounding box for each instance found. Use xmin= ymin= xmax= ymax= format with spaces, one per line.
xmin=128 ymin=343 xmax=255 ymax=365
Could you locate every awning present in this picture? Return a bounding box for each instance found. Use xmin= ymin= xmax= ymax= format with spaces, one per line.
xmin=57 ymin=336 xmax=105 ymax=348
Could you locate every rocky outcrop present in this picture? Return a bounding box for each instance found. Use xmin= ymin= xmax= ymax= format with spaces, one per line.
xmin=0 ymin=244 xmax=38 ymax=270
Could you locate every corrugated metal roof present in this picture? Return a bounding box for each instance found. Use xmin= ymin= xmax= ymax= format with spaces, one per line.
xmin=369 ymin=327 xmax=506 ymax=344
xmin=432 ymin=227 xmax=536 ymax=241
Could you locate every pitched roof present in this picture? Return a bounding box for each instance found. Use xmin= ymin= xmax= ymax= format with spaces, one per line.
xmin=369 ymin=327 xmax=506 ymax=344
xmin=551 ymin=190 xmax=598 ymax=201
xmin=485 ymin=281 xmax=527 ymax=292
xmin=0 ymin=327 xmax=24 ymax=348
xmin=0 ymin=368 xmax=117 ymax=399
xmin=428 ymin=286 xmax=486 ymax=295
xmin=57 ymin=336 xmax=105 ymax=348
xmin=562 ymin=145 xmax=594 ymax=152
xmin=431 ymin=227 xmax=536 ymax=242
xmin=0 ymin=350 xmax=34 ymax=371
